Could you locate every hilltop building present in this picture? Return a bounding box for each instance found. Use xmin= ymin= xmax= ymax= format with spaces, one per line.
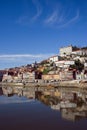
xmin=60 ymin=45 xmax=87 ymax=57
xmin=60 ymin=45 xmax=73 ymax=56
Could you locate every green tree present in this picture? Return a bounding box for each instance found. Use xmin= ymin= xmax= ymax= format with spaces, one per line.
xmin=70 ymin=59 xmax=84 ymax=71
xmin=42 ymin=68 xmax=49 ymax=74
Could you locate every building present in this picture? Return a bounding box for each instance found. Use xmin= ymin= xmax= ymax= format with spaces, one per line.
xmin=49 ymin=55 xmax=61 ymax=63
xmin=2 ymin=74 xmax=13 ymax=82
xmin=72 ymin=48 xmax=87 ymax=56
xmin=60 ymin=45 xmax=87 ymax=57
xmin=55 ymin=61 xmax=65 ymax=68
xmin=60 ymin=45 xmax=73 ymax=56
xmin=59 ymin=71 xmax=74 ymax=80
xmin=84 ymin=63 xmax=87 ymax=68
xmin=22 ymin=71 xmax=35 ymax=82
xmin=55 ymin=60 xmax=75 ymax=68
xmin=42 ymin=74 xmax=60 ymax=81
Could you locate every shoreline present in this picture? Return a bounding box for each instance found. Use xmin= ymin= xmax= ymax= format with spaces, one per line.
xmin=0 ymin=80 xmax=87 ymax=89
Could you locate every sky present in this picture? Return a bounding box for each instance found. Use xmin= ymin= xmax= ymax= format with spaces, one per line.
xmin=0 ymin=0 xmax=87 ymax=69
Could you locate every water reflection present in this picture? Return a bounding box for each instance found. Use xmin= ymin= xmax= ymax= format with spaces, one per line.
xmin=0 ymin=87 xmax=3 ymax=95
xmin=1 ymin=86 xmax=87 ymax=122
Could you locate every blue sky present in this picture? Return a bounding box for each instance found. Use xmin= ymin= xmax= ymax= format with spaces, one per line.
xmin=0 ymin=0 xmax=87 ymax=69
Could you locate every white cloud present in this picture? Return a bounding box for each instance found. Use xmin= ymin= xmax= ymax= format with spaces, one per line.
xmin=16 ymin=0 xmax=42 ymax=25
xmin=15 ymin=1 xmax=79 ymax=28
xmin=44 ymin=9 xmax=79 ymax=28
xmin=44 ymin=10 xmax=58 ymax=25
xmin=0 ymin=54 xmax=54 ymax=62
xmin=31 ymin=0 xmax=42 ymax=21
xmin=58 ymin=10 xmax=80 ymax=28
xmin=0 ymin=54 xmax=52 ymax=58
xmin=0 ymin=53 xmax=54 ymax=69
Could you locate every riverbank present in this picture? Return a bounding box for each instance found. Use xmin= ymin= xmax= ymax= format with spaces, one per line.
xmin=0 ymin=80 xmax=87 ymax=88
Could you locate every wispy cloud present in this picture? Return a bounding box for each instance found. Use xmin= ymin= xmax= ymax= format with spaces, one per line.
xmin=58 ymin=10 xmax=80 ymax=28
xmin=16 ymin=0 xmax=42 ymax=25
xmin=44 ymin=10 xmax=58 ymax=25
xmin=0 ymin=54 xmax=53 ymax=58
xmin=15 ymin=1 xmax=79 ymax=28
xmin=44 ymin=9 xmax=79 ymax=28
xmin=31 ymin=0 xmax=42 ymax=21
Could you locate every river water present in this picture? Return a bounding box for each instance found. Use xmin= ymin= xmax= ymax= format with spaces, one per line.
xmin=0 ymin=86 xmax=87 ymax=130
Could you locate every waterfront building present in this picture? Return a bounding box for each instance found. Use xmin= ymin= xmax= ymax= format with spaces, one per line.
xmin=42 ymin=74 xmax=60 ymax=81
xmin=59 ymin=70 xmax=74 ymax=80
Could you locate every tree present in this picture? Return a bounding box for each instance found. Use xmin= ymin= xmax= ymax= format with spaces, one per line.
xmin=70 ymin=59 xmax=84 ymax=71
xmin=42 ymin=68 xmax=49 ymax=74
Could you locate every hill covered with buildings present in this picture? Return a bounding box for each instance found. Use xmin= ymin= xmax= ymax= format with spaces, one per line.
xmin=0 ymin=45 xmax=87 ymax=84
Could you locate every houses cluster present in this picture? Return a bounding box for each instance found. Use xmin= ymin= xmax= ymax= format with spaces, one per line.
xmin=47 ymin=45 xmax=87 ymax=81
xmin=0 ymin=45 xmax=87 ymax=83
xmin=1 ymin=65 xmax=39 ymax=83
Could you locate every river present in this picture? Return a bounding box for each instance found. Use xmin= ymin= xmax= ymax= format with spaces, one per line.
xmin=0 ymin=86 xmax=87 ymax=130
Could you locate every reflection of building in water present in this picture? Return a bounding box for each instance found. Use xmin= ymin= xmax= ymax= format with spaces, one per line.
xmin=22 ymin=88 xmax=35 ymax=99
xmin=61 ymin=109 xmax=76 ymax=121
xmin=2 ymin=87 xmax=13 ymax=96
xmin=1 ymin=86 xmax=87 ymax=121
xmin=61 ymin=107 xmax=87 ymax=121
xmin=51 ymin=101 xmax=77 ymax=110
xmin=36 ymin=87 xmax=87 ymax=121
xmin=2 ymin=86 xmax=35 ymax=99
xmin=0 ymin=87 xmax=3 ymax=95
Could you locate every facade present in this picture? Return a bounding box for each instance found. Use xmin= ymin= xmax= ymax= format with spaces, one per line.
xmin=60 ymin=45 xmax=87 ymax=57
xmin=59 ymin=71 xmax=74 ymax=80
xmin=55 ymin=61 xmax=65 ymax=68
xmin=42 ymin=74 xmax=60 ymax=81
xmin=72 ymin=48 xmax=87 ymax=56
xmin=55 ymin=60 xmax=75 ymax=68
xmin=76 ymin=71 xmax=87 ymax=80
xmin=84 ymin=63 xmax=87 ymax=67
xmin=2 ymin=74 xmax=13 ymax=82
xmin=49 ymin=55 xmax=61 ymax=62
xmin=81 ymin=48 xmax=87 ymax=55
xmin=60 ymin=45 xmax=73 ymax=56
xmin=22 ymin=71 xmax=35 ymax=82
xmin=2 ymin=71 xmax=35 ymax=83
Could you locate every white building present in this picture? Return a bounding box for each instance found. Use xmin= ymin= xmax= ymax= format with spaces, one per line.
xmin=49 ymin=55 xmax=61 ymax=62
xmin=60 ymin=45 xmax=73 ymax=56
xmin=55 ymin=60 xmax=75 ymax=68
xmin=55 ymin=61 xmax=65 ymax=68
xmin=23 ymin=71 xmax=35 ymax=82
xmin=84 ymin=63 xmax=87 ymax=67
xmin=2 ymin=74 xmax=13 ymax=82
xmin=60 ymin=45 xmax=87 ymax=57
